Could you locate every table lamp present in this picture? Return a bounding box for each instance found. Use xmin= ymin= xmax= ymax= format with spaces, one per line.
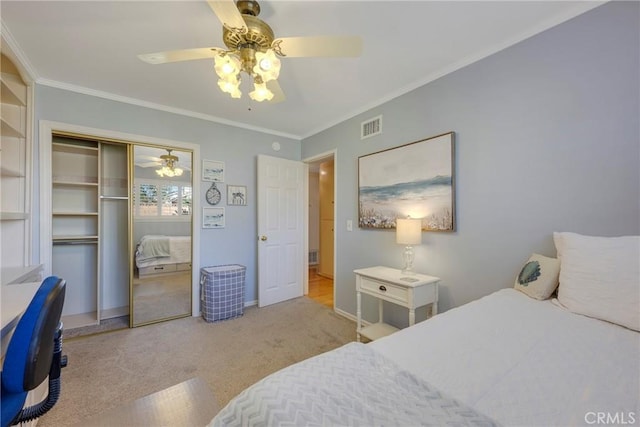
xmin=396 ymin=217 xmax=422 ymax=275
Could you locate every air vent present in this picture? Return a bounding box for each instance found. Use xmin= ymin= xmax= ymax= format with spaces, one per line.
xmin=361 ymin=115 xmax=382 ymax=140
xmin=308 ymin=250 xmax=318 ymax=265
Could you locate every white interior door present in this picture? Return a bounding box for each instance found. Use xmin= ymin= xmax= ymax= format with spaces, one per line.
xmin=257 ymin=154 xmax=305 ymax=307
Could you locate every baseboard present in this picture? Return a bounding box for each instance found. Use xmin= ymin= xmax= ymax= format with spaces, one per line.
xmin=333 ymin=307 xmax=356 ymax=322
xmin=244 ymin=300 xmax=258 ymax=308
xmin=334 ymin=307 xmax=371 ymax=327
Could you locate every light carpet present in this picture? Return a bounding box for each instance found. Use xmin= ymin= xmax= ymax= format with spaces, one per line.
xmin=38 ymin=297 xmax=356 ymax=426
xmin=64 ymin=316 xmax=129 ymax=339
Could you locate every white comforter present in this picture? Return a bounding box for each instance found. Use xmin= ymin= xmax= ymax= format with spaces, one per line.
xmin=371 ymin=289 xmax=640 ymax=426
xmin=211 ymin=342 xmax=498 ymax=426
xmin=135 ymin=235 xmax=191 ymax=268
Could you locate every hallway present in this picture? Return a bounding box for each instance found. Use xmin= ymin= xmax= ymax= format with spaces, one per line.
xmin=307 ymin=267 xmax=333 ymax=309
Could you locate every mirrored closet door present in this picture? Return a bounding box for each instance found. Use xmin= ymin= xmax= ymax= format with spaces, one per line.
xmin=131 ymin=145 xmax=193 ymax=326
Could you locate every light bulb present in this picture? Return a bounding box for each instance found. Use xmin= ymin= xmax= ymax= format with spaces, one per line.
xmin=249 ymin=82 xmax=274 ymax=102
xmin=222 ymin=63 xmax=235 ymax=74
xmin=214 ymin=54 xmax=240 ymax=78
xmin=253 ymin=49 xmax=280 ymax=83
xmin=218 ymin=77 xmax=241 ymax=99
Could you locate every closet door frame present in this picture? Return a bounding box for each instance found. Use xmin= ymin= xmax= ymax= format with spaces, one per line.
xmin=39 ymin=120 xmax=201 ymax=318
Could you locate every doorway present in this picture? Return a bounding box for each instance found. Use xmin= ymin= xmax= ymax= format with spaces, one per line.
xmin=306 ymin=153 xmax=335 ymax=309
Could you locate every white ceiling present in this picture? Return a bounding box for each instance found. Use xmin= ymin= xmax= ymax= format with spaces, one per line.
xmin=1 ymin=1 xmax=602 ymax=139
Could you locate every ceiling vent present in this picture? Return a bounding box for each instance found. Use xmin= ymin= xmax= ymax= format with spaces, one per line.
xmin=361 ymin=115 xmax=382 ymax=140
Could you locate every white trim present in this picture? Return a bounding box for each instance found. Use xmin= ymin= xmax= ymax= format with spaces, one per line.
xmin=303 ymin=165 xmax=309 ymax=296
xmin=37 ymin=79 xmax=300 ymax=140
xmin=334 ymin=306 xmax=363 ymax=325
xmin=0 ymin=20 xmax=39 ymax=84
xmin=23 ymin=72 xmax=35 ymax=265
xmin=38 ymin=120 xmax=202 ymax=316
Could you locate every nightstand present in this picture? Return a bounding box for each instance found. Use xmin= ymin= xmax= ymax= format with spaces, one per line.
xmin=354 ymin=266 xmax=440 ymax=342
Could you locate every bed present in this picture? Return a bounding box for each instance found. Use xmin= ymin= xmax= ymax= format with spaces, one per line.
xmin=135 ymin=235 xmax=191 ymax=277
xmin=210 ymin=232 xmax=640 ymax=426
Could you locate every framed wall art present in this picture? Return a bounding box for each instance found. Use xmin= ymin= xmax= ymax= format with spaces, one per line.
xmin=358 ymin=132 xmax=455 ymax=231
xmin=202 ymin=207 xmax=225 ymax=228
xmin=227 ymin=185 xmax=247 ymax=206
xmin=202 ymin=160 xmax=225 ymax=182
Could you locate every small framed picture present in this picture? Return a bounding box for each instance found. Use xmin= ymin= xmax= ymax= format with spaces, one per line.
xmin=202 ymin=207 xmax=225 ymax=228
xmin=227 ymin=185 xmax=247 ymax=206
xmin=202 ymin=160 xmax=225 ymax=182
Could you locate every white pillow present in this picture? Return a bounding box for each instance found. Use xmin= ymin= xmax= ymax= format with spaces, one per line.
xmin=514 ymin=253 xmax=560 ymax=300
xmin=554 ymin=232 xmax=640 ymax=331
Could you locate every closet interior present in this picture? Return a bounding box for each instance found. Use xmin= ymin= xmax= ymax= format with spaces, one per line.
xmin=49 ymin=134 xmax=193 ymax=329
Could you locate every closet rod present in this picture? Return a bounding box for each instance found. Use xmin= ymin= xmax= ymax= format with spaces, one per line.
xmin=100 ymin=196 xmax=129 ymax=200
xmin=53 ymin=240 xmax=98 ymax=246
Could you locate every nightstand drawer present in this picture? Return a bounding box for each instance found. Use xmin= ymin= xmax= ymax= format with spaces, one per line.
xmin=359 ymin=277 xmax=408 ymax=304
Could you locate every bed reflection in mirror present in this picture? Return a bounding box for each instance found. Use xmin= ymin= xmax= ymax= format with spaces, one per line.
xmin=131 ymin=145 xmax=193 ymax=327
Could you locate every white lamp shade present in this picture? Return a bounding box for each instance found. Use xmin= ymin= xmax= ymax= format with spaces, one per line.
xmin=396 ymin=218 xmax=422 ymax=245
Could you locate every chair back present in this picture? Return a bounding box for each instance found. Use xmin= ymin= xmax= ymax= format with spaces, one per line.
xmin=2 ymin=276 xmax=66 ymax=392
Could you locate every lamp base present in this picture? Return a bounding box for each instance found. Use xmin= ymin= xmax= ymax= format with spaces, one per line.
xmin=401 ymin=245 xmax=415 ymax=275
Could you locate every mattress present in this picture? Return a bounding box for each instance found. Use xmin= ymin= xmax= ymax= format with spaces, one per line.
xmin=211 ymin=288 xmax=639 ymax=426
xmin=135 ymin=235 xmax=191 ymax=269
xmin=370 ymin=288 xmax=640 ymax=426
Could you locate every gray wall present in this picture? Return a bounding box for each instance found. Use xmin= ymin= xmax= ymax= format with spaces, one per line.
xmin=34 ymin=87 xmax=300 ymax=303
xmin=302 ymin=2 xmax=640 ymax=325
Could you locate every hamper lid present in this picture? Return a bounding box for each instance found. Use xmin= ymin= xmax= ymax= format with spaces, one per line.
xmin=201 ymin=264 xmax=246 ymax=274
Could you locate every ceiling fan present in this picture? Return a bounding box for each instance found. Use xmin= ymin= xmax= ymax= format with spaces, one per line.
xmin=136 ymin=149 xmax=191 ymax=177
xmin=138 ymin=0 xmax=363 ymax=102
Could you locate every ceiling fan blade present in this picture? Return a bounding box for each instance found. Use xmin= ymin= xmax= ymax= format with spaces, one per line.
xmin=138 ymin=47 xmax=224 ymax=64
xmin=137 ymin=161 xmax=161 ymax=168
xmin=207 ymin=0 xmax=247 ymax=33
xmin=272 ymin=36 xmax=363 ymax=58
xmin=267 ymin=80 xmax=285 ymax=103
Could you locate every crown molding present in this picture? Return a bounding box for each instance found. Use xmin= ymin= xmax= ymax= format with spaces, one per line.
xmin=37 ymin=79 xmax=301 ymax=140
xmin=1 ymin=19 xmax=39 ymax=84
xmin=300 ymin=1 xmax=606 ymax=140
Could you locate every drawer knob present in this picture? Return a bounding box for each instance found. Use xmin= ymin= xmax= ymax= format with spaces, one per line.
xmin=379 ymin=285 xmax=387 ymax=292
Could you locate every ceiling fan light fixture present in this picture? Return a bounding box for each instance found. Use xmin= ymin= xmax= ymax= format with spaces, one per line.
xmin=156 ymin=166 xmax=184 ymax=178
xmin=217 ymin=76 xmax=242 ymax=98
xmin=249 ymin=81 xmax=274 ymax=102
xmin=156 ymin=150 xmax=184 ymax=178
xmin=214 ymin=54 xmax=241 ymax=78
xmin=253 ymin=49 xmax=280 ymax=82
xmin=138 ymin=0 xmax=364 ymax=105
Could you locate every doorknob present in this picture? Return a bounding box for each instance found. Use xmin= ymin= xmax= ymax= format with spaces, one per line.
xmin=260 ymin=235 xmax=268 ymax=241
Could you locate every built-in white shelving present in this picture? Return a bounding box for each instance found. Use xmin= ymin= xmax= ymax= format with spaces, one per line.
xmin=1 ymin=55 xmax=32 ymax=270
xmin=52 ymin=137 xmax=101 ymax=327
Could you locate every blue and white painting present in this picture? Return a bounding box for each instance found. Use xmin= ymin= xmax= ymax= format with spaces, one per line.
xmin=358 ymin=132 xmax=455 ymax=231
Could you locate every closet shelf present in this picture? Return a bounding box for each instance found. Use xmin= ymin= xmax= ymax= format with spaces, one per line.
xmin=52 ymin=142 xmax=99 ymax=154
xmin=1 ymin=73 xmax=27 ymax=106
xmin=53 ymin=180 xmax=99 ymax=187
xmin=0 ymin=167 xmax=25 ymax=178
xmin=0 ymin=212 xmax=29 ymax=221
xmin=52 ymin=211 xmax=99 ymax=216
xmin=1 ymin=117 xmax=25 ymax=138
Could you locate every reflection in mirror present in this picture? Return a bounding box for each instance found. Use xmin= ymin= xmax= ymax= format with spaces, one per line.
xmin=131 ymin=145 xmax=193 ymax=326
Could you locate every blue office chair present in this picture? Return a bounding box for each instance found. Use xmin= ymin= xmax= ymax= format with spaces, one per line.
xmin=1 ymin=276 xmax=67 ymax=427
